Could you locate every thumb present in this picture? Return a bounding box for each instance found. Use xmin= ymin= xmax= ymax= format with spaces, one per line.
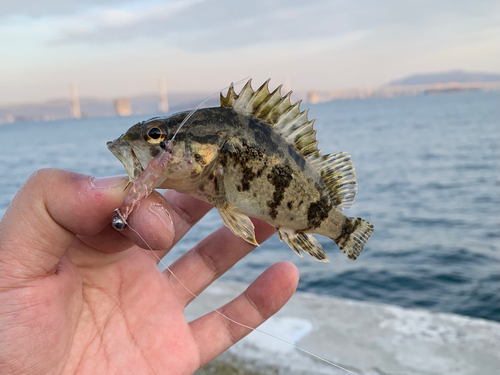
xmin=0 ymin=169 xmax=130 ymax=279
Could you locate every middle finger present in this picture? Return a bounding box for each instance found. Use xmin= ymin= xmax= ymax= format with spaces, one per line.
xmin=165 ymin=218 xmax=276 ymax=306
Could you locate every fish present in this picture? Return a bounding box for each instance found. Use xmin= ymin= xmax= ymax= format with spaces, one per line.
xmin=107 ymin=79 xmax=374 ymax=262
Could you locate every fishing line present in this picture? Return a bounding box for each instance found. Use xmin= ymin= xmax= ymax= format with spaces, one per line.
xmin=112 ymin=79 xmax=359 ymax=374
xmin=117 ymin=209 xmax=358 ymax=375
xmin=170 ymin=76 xmax=250 ymax=141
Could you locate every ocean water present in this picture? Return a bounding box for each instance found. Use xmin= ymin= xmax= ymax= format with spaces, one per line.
xmin=0 ymin=91 xmax=498 ymax=321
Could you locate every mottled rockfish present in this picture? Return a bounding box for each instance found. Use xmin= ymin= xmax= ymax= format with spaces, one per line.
xmin=107 ymin=79 xmax=374 ymax=262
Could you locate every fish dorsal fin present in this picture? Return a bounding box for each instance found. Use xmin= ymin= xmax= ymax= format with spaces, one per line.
xmin=309 ymin=151 xmax=357 ymax=209
xmin=220 ymin=79 xmax=319 ymax=157
xmin=220 ymin=79 xmax=358 ymax=208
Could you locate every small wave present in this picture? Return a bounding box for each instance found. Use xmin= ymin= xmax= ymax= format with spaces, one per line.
xmin=420 ymin=152 xmax=445 ymax=160
xmin=400 ymin=216 xmax=467 ymax=227
xmin=473 ymin=195 xmax=496 ymax=204
xmin=432 ymin=272 xmax=468 ymax=284
xmin=425 ymin=182 xmax=460 ymax=190
xmin=456 ymin=163 xmax=495 ymax=171
xmin=484 ymin=231 xmax=500 ymax=239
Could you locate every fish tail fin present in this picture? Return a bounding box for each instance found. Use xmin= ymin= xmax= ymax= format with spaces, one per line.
xmin=332 ymin=217 xmax=374 ymax=260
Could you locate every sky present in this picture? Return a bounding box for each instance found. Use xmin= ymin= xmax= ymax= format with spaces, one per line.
xmin=0 ymin=0 xmax=499 ymax=105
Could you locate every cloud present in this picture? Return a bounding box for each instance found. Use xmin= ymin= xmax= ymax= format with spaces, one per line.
xmin=54 ymin=0 xmax=203 ymax=40
xmin=46 ymin=0 xmax=499 ymax=53
xmin=1 ymin=0 xmax=498 ymax=104
xmin=49 ymin=0 xmax=373 ymax=51
xmin=0 ymin=0 xmax=128 ymax=19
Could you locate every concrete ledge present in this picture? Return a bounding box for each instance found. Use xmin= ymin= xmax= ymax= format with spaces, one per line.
xmin=189 ymin=281 xmax=500 ymax=375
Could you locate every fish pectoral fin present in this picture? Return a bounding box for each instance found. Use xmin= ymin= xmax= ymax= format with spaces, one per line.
xmin=277 ymin=229 xmax=329 ymax=263
xmin=218 ymin=208 xmax=259 ymax=246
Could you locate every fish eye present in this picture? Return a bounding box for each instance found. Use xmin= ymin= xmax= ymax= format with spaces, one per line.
xmin=148 ymin=128 xmax=161 ymax=139
xmin=145 ymin=127 xmax=166 ymax=144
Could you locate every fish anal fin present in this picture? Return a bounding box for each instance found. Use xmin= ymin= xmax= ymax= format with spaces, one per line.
xmin=276 ymin=228 xmax=302 ymax=258
xmin=333 ymin=217 xmax=374 ymax=260
xmin=311 ymin=151 xmax=358 ymax=209
xmin=277 ymin=228 xmax=329 ymax=262
xmin=218 ymin=207 xmax=259 ymax=246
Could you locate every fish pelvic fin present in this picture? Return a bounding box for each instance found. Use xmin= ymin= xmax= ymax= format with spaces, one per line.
xmin=333 ymin=217 xmax=374 ymax=260
xmin=220 ymin=79 xmax=321 ymax=159
xmin=310 ymin=151 xmax=357 ymax=209
xmin=277 ymin=228 xmax=329 ymax=263
xmin=218 ymin=207 xmax=259 ymax=246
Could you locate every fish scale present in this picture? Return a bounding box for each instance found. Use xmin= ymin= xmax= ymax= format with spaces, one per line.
xmin=108 ymin=79 xmax=374 ymax=261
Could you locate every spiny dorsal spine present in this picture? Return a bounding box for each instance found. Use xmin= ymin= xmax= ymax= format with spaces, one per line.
xmin=220 ymin=79 xmax=317 ymax=156
xmin=220 ymin=79 xmax=358 ymax=209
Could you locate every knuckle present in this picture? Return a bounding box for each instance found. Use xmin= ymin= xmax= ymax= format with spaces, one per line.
xmin=219 ymin=306 xmax=241 ymax=345
xmin=170 ymin=198 xmax=198 ymax=226
xmin=26 ymin=168 xmax=87 ymax=189
xmin=194 ymin=245 xmax=220 ymax=279
xmin=244 ymin=291 xmax=268 ymax=320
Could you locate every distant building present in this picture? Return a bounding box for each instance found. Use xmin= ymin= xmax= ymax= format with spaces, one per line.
xmin=70 ymin=82 xmax=81 ymax=119
xmin=308 ymin=91 xmax=320 ymax=104
xmin=114 ymin=98 xmax=132 ymax=116
xmin=158 ymin=78 xmax=169 ymax=113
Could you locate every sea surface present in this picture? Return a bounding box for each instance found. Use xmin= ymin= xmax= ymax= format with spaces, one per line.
xmin=1 ymin=91 xmax=498 ymax=321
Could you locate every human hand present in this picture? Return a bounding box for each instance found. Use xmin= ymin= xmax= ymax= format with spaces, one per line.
xmin=0 ymin=169 xmax=299 ymax=375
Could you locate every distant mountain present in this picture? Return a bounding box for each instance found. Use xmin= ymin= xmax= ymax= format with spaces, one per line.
xmin=388 ymin=70 xmax=500 ymax=86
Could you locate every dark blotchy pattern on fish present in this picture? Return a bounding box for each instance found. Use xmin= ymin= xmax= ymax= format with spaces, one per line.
xmin=220 ymin=139 xmax=267 ymax=192
xmin=337 ymin=217 xmax=361 ymax=244
xmin=306 ymin=196 xmax=332 ymax=230
xmin=266 ymin=164 xmax=293 ymax=220
xmin=247 ymin=117 xmax=283 ymax=157
xmin=287 ymin=143 xmax=306 ymax=171
xmin=150 ymin=148 xmax=161 ymax=158
xmin=107 ymin=79 xmax=374 ymax=262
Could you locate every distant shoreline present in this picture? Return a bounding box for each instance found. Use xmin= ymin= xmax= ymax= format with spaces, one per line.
xmin=306 ymin=81 xmax=500 ymax=104
xmin=1 ymin=88 xmax=498 ymax=125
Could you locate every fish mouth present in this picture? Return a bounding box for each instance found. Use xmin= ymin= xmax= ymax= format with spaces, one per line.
xmin=107 ymin=137 xmax=143 ymax=181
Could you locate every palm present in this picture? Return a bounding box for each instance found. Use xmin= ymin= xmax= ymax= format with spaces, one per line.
xmin=0 ymin=170 xmax=298 ymax=375
xmin=60 ymin=247 xmax=200 ymax=375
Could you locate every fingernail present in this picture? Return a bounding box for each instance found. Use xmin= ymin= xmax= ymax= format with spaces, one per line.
xmin=90 ymin=175 xmax=129 ymax=189
xmin=149 ymin=203 xmax=175 ymax=237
